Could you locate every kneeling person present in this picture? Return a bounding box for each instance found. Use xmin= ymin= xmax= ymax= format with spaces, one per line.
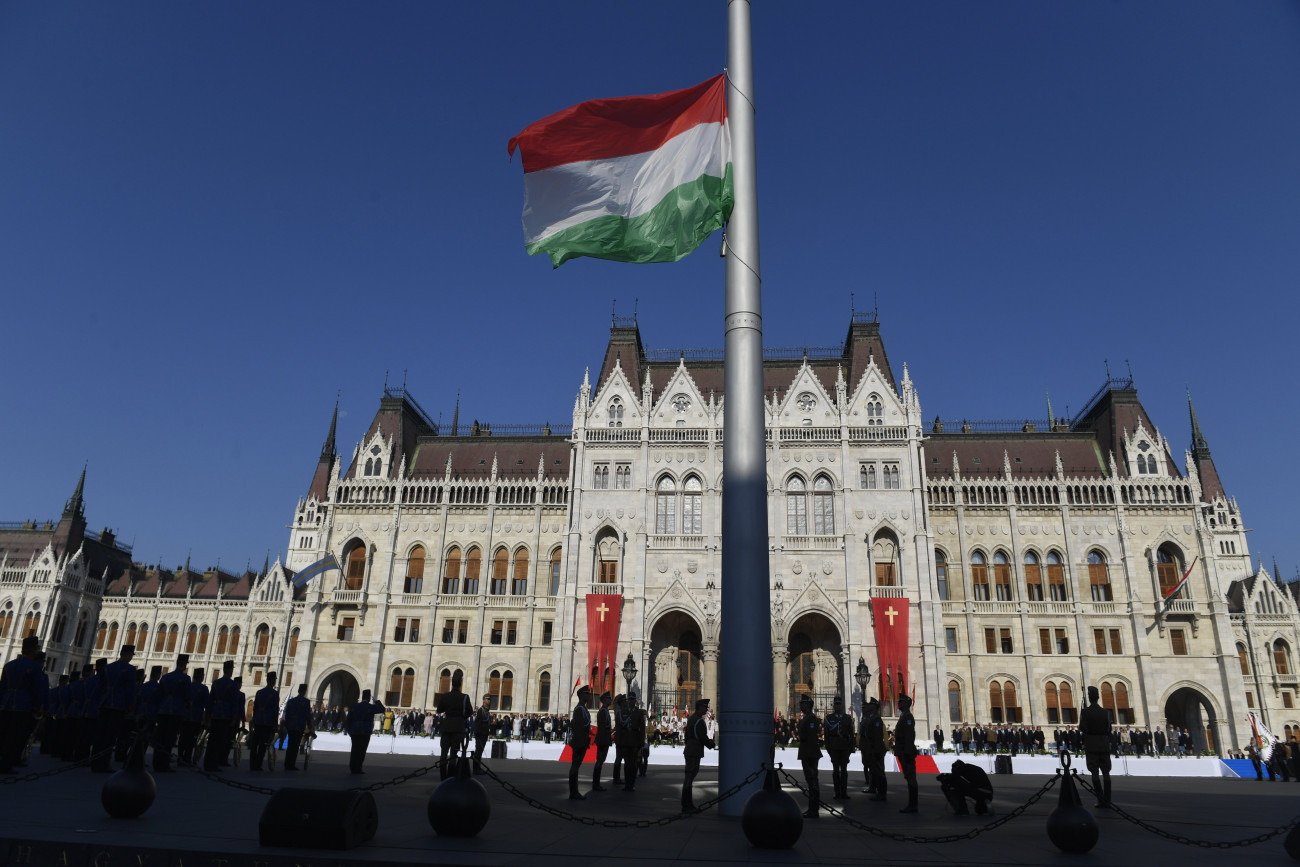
xmin=936 ymin=759 xmax=994 ymax=815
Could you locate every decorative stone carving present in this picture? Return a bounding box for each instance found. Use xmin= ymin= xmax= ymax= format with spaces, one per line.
xmin=792 ymin=561 xmax=803 ymax=575
xmin=821 ymin=561 xmax=833 ymax=575
xmin=687 ymin=561 xmax=698 ymax=573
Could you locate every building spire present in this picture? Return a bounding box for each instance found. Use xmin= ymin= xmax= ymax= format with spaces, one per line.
xmin=1188 ymin=389 xmax=1210 ymax=456
xmin=321 ymin=400 xmax=338 ymax=460
xmin=451 ymin=391 xmax=460 ymax=437
xmin=63 ymin=462 xmax=86 ymax=518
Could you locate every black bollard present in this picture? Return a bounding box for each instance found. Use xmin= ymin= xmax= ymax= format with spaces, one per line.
xmin=1046 ymin=752 xmax=1098 ymax=854
xmin=428 ymin=753 xmax=491 ymax=837
xmin=741 ymin=767 xmax=803 ymax=850
xmin=102 ymin=733 xmax=156 ymax=819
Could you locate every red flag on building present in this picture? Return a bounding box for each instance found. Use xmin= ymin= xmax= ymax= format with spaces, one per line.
xmin=871 ymin=597 xmax=910 ymax=705
xmin=585 ymin=594 xmax=623 ymax=696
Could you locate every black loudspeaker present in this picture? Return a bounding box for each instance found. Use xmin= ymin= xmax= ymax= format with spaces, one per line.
xmin=259 ymin=787 xmax=379 ymax=850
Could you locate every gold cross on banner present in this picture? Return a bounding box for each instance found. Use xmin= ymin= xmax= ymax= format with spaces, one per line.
xmin=884 ymin=605 xmax=899 ymax=626
xmin=597 ymin=602 xmax=609 ymax=621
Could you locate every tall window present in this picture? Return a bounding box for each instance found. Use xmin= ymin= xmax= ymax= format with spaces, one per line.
xmin=1045 ymin=680 xmax=1077 ymax=724
xmin=1275 ymin=640 xmax=1292 ymax=676
xmin=1046 ymin=551 xmax=1067 ymax=601
xmin=971 ymin=551 xmax=989 ymax=601
xmin=389 ymin=667 xmax=415 ymax=707
xmin=549 ymin=548 xmax=562 ymax=595
xmin=255 ymin=625 xmax=270 ymax=656
xmin=861 ymin=463 xmax=876 ymax=490
xmin=1024 ymin=551 xmax=1043 ymax=601
xmin=154 ymin=624 xmax=168 ymax=652
xmin=124 ymin=623 xmax=138 ymax=649
xmin=989 ymin=680 xmax=1019 ymax=723
xmin=785 ymin=477 xmax=807 ymax=534
xmin=812 ymin=476 xmax=835 ymax=535
xmin=1170 ymin=628 xmax=1187 ymax=655
xmin=935 ymin=550 xmax=949 ymax=600
xmin=1088 ymin=550 xmax=1112 ymax=601
xmin=866 ymin=394 xmax=883 ymax=426
xmin=593 ymin=464 xmax=610 ymax=489
xmin=0 ymin=605 xmax=13 ymax=639
xmin=488 ymin=669 xmax=514 ymax=710
xmin=992 ymin=551 xmax=1012 ymax=600
xmin=95 ymin=621 xmax=108 ymax=651
xmin=185 ymin=625 xmax=198 ymax=653
xmin=615 ymin=463 xmax=631 ymax=489
xmin=228 ymin=626 xmax=240 ymax=654
xmin=167 ymin=624 xmax=179 ymax=652
xmin=287 ymin=628 xmax=298 ymax=658
xmin=512 ymin=548 xmax=529 ymax=596
xmin=1238 ymin=643 xmax=1250 ymax=675
xmin=443 ymin=546 xmax=461 ymax=595
xmin=1156 ymin=545 xmax=1185 ymax=599
xmin=948 ymin=680 xmax=962 ymax=723
xmin=198 ymin=625 xmax=209 ymax=654
xmin=874 ymin=534 xmax=898 ymax=586
xmin=608 ymin=398 xmax=624 ymax=427
xmin=491 ymin=548 xmax=509 ymax=595
xmin=22 ymin=610 xmax=41 ymax=639
xmin=216 ymin=626 xmax=229 ymax=656
xmin=656 ymin=477 xmax=677 ymax=533
xmin=345 ymin=546 xmax=366 ymax=591
xmin=539 ymin=672 xmax=551 ymax=712
xmin=884 ymin=464 xmax=901 ymax=489
xmin=337 ymin=617 xmax=355 ymax=641
xmin=597 ymin=536 xmax=619 ymax=584
xmin=405 ymin=546 xmax=425 ymax=594
xmin=464 ymin=547 xmax=481 ymax=595
xmin=682 ymin=477 xmax=703 ymax=534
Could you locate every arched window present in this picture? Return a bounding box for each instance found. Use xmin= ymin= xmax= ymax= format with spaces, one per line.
xmin=154 ymin=624 xmax=168 ymax=653
xmin=511 ymin=548 xmax=529 ymax=596
xmin=1276 ymin=640 xmax=1292 ymax=676
xmin=867 ymin=394 xmax=883 ymax=426
xmin=1045 ymin=681 xmax=1059 ymax=724
xmin=389 ymin=666 xmax=415 ymax=708
xmin=785 ymin=477 xmax=807 ymax=535
xmin=0 ymin=603 xmax=13 ymax=640
xmin=255 ymin=625 xmax=270 ymax=656
xmin=682 ymin=476 xmax=703 ymax=535
xmin=364 ymin=458 xmax=373 ymax=476
xmin=166 ymin=623 xmax=179 ymax=653
xmin=874 ymin=532 xmax=898 ymax=586
xmin=135 ymin=622 xmax=148 ymax=653
xmin=1046 ymin=550 xmax=1067 ymax=601
xmin=608 ymin=398 xmax=624 ymax=427
xmin=488 ymin=669 xmax=514 ymax=711
xmin=345 ymin=545 xmax=367 ymax=591
xmin=812 ymin=476 xmax=835 ymax=535
xmin=185 ymin=625 xmax=199 ymax=653
xmin=464 ymin=547 xmax=482 ymax=595
xmin=538 ymin=671 xmax=552 ymax=712
xmin=1156 ymin=545 xmax=1185 ymax=599
xmin=1044 ymin=680 xmax=1077 ymax=724
xmin=491 ymin=548 xmax=509 ymax=595
xmin=21 ymin=608 xmax=40 ymax=639
xmin=1101 ymin=682 xmax=1116 ymax=722
xmin=947 ymin=680 xmax=962 ymax=723
xmin=548 ymin=548 xmax=562 ymax=596
xmin=990 ymin=680 xmax=1019 ymax=723
xmin=656 ymin=476 xmax=677 ymax=534
xmin=1088 ymin=550 xmax=1112 ymax=601
xmin=1114 ymin=681 xmax=1133 ymax=724
xmin=1024 ymin=551 xmax=1043 ymax=601
xmin=866 ymin=464 xmax=877 ymax=489
xmin=228 ymin=626 xmax=240 ymax=655
xmin=105 ymin=621 xmax=117 ymax=650
xmin=1059 ymin=681 xmax=1076 ymax=723
xmin=989 ymin=681 xmax=1003 ymax=723
xmin=405 ymin=545 xmax=425 ymax=594
xmin=124 ymin=622 xmax=138 ymax=649
xmin=95 ymin=620 xmax=108 ymax=651
xmin=288 ymin=627 xmax=299 ymax=658
xmin=1238 ymin=643 xmax=1251 ymax=675
xmin=935 ymin=550 xmax=949 ymax=601
xmin=52 ymin=609 xmax=68 ymax=643
xmin=443 ymin=546 xmax=461 ymax=595
xmin=971 ymin=551 xmax=989 ymax=601
xmin=216 ymin=625 xmax=229 ymax=656
xmin=198 ymin=625 xmax=210 ymax=654
xmin=992 ymin=551 xmax=1012 ymax=600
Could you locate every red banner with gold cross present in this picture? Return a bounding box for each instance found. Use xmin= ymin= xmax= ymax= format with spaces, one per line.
xmin=871 ymin=597 xmax=910 ymax=703
xmin=585 ymin=594 xmax=623 ymax=698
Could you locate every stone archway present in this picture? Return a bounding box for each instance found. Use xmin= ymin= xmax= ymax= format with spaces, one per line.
xmin=786 ymin=612 xmax=843 ymax=717
xmin=648 ymin=610 xmax=704 ymax=715
xmin=317 ymin=669 xmax=360 ymax=710
xmin=1164 ymin=685 xmax=1218 ymax=755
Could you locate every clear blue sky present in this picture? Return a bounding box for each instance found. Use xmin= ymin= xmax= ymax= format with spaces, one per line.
xmin=1 ymin=2 xmax=1297 ymax=578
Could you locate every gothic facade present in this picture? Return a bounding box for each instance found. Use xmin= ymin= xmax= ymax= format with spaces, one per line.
xmin=3 ymin=315 xmax=1296 ymax=755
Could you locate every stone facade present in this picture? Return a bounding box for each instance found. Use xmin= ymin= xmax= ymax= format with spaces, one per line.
xmin=3 ymin=315 xmax=1296 ymax=755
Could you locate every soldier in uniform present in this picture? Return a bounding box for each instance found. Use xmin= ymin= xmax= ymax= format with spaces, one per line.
xmin=59 ymin=668 xmax=85 ymax=762
xmin=0 ymin=636 xmax=48 ymax=773
xmin=93 ymin=644 xmax=137 ymax=772
xmin=205 ymin=660 xmax=236 ymax=771
xmin=568 ymin=684 xmax=592 ymax=800
xmin=471 ymin=693 xmax=492 ymax=773
xmin=249 ymin=671 xmax=279 ymax=771
xmin=345 ymin=689 xmax=384 ymax=774
xmin=797 ymin=694 xmax=822 ymax=818
xmin=44 ymin=674 xmax=70 ymax=758
xmin=611 ymin=693 xmax=630 ymax=787
xmin=895 ymin=693 xmax=919 ymax=813
xmin=825 ymin=695 xmax=855 ymax=800
xmin=591 ymin=691 xmax=613 ymax=791
xmin=78 ymin=658 xmax=107 ymax=762
xmin=154 ymin=654 xmax=191 ymax=772
xmin=282 ymin=683 xmax=313 ymax=771
xmin=178 ymin=668 xmax=209 ymax=767
xmin=1078 ymin=685 xmax=1112 ymax=808
xmin=681 ymin=698 xmax=715 ymax=813
xmin=859 ymin=697 xmax=886 ymax=799
xmin=622 ymin=694 xmax=645 ymax=790
xmin=435 ymin=670 xmax=472 ymax=779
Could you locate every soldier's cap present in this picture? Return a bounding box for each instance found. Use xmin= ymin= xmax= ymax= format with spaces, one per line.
xmin=696 ymin=698 xmax=710 ymax=710
xmin=575 ymin=684 xmax=591 ymax=696
xmin=21 ymin=636 xmax=39 ymax=654
xmin=150 ymin=666 xmax=163 ymax=678
xmin=176 ymin=653 xmax=190 ymax=667
xmin=600 ymin=691 xmax=612 ymax=703
xmin=121 ymin=644 xmax=135 ymax=654
xmin=483 ymin=693 xmax=492 ymax=701
xmin=222 ymin=660 xmax=234 ymax=672
xmin=866 ymin=696 xmax=880 ymax=706
xmin=833 ymin=695 xmax=845 ymax=706
xmin=615 ymin=693 xmax=626 ymax=704
xmin=799 ymin=695 xmax=813 ymax=706
xmin=96 ymin=658 xmax=108 ymax=670
xmin=452 ymin=670 xmax=464 ymax=685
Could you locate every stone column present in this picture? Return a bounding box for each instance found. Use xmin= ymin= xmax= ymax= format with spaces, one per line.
xmin=702 ymin=644 xmax=719 ymax=710
xmin=772 ymin=644 xmax=789 ymax=716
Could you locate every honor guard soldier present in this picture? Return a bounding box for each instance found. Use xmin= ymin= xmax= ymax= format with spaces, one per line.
xmin=79 ymin=658 xmax=107 ymax=762
xmin=616 ymin=694 xmax=642 ymax=791
xmin=568 ymin=684 xmax=592 ymax=800
xmin=0 ymin=636 xmax=48 ymax=773
xmin=178 ymin=668 xmax=208 ymax=767
xmin=895 ymin=694 xmax=919 ymax=813
xmin=346 ymin=689 xmax=384 ymax=774
xmin=155 ymin=655 xmax=191 ymax=772
xmin=93 ymin=645 xmax=137 ymax=772
xmin=45 ymin=674 xmax=70 ymax=758
xmin=138 ymin=666 xmax=163 ymax=762
xmin=797 ymin=694 xmax=822 ymax=818
xmin=59 ymin=669 xmax=85 ymax=762
xmin=205 ymin=660 xmax=236 ymax=771
xmin=611 ymin=694 xmax=627 ymax=786
xmin=249 ymin=671 xmax=280 ymax=771
xmin=628 ymin=694 xmax=648 ymax=781
xmin=681 ymin=698 xmax=715 ymax=813
xmin=472 ymin=693 xmax=492 ymax=773
xmin=1079 ymin=685 xmax=1112 ymax=808
xmin=435 ymin=670 xmax=472 ymax=779
xmin=282 ymin=683 xmax=313 ymax=771
xmin=860 ymin=697 xmax=886 ymax=799
xmin=825 ymin=695 xmax=856 ymax=800
xmin=592 ymin=692 xmax=613 ymax=791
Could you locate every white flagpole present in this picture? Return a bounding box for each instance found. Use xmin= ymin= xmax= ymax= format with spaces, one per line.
xmin=719 ymin=0 xmax=771 ymax=815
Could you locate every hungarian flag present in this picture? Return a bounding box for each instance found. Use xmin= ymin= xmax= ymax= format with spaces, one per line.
xmin=508 ymin=75 xmax=733 ymax=267
xmin=1164 ymin=556 xmax=1199 ymax=601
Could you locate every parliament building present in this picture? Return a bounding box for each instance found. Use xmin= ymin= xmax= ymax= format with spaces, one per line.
xmin=2 ymin=314 xmax=1295 ymax=755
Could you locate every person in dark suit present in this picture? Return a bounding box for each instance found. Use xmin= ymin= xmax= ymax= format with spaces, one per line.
xmin=592 ymin=691 xmax=613 ymax=791
xmin=1078 ymin=685 xmax=1112 ymax=808
xmin=93 ymin=645 xmax=137 ymax=772
xmin=471 ymin=694 xmax=492 ymax=773
xmin=568 ymin=684 xmax=592 ymax=800
xmin=937 ymin=759 xmax=994 ymax=815
xmin=0 ymin=636 xmax=48 ymax=773
xmin=859 ymin=697 xmax=886 ymax=800
xmin=436 ymin=670 xmax=472 ymax=779
xmin=797 ymin=694 xmax=822 ymax=818
xmin=825 ymin=695 xmax=855 ymax=800
xmin=154 ymin=654 xmax=191 ymax=772
xmin=933 ymin=724 xmax=945 ymax=754
xmin=281 ymin=683 xmax=313 ymax=770
xmin=895 ymin=694 xmax=919 ymax=814
xmin=623 ymin=694 xmax=645 ymax=789
xmin=204 ymin=660 xmax=235 ymax=771
xmin=346 ymin=689 xmax=384 ymax=774
xmin=681 ymin=698 xmax=715 ymax=813
xmin=249 ymin=671 xmax=279 ymax=771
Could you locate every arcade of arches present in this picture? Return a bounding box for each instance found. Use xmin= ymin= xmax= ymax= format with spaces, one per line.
xmin=648 ymin=611 xmax=717 ymax=712
xmin=778 ymin=613 xmax=844 ymax=716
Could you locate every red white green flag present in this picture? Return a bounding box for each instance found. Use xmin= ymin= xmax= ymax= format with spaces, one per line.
xmin=508 ymin=75 xmax=733 ymax=267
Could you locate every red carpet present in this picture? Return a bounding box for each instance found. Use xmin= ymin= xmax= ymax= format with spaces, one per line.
xmin=557 ymin=726 xmax=599 ymax=762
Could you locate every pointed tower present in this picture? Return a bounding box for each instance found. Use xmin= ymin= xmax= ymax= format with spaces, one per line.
xmin=451 ymin=392 xmax=460 ymax=437
xmin=52 ymin=464 xmax=88 ymax=556
xmin=63 ymin=463 xmax=87 ymax=520
xmin=307 ymin=403 xmax=339 ymax=501
xmin=1187 ymin=393 xmax=1225 ymax=500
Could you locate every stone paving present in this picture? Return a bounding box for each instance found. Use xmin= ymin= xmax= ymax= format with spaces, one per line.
xmin=2 ymin=747 xmax=1299 ymax=866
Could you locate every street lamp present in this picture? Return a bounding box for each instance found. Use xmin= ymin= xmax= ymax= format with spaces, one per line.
xmin=855 ymin=657 xmax=871 ymax=714
xmin=622 ymin=652 xmax=637 ymax=699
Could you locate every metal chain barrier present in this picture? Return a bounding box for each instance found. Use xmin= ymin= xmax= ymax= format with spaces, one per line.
xmin=777 ymin=768 xmax=1059 ymax=844
xmin=186 ymin=757 xmax=442 ymax=796
xmin=348 ymin=760 xmax=439 ymax=793
xmin=0 ymin=746 xmax=117 ymax=785
xmin=478 ymin=761 xmax=767 ymax=828
xmin=1076 ymin=775 xmax=1300 ymax=848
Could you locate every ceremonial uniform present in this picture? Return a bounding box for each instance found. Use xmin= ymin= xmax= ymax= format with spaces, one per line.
xmin=93 ymin=651 xmax=138 ymax=772
xmin=0 ymin=640 xmax=47 ymax=773
xmin=205 ymin=668 xmax=235 ymax=771
xmin=797 ymin=698 xmax=822 ymax=817
xmin=249 ymin=679 xmax=280 ymax=771
xmin=154 ymin=662 xmax=191 ymax=771
xmin=623 ymin=700 xmax=646 ymax=789
xmin=681 ymin=699 xmax=715 ymax=812
xmin=824 ymin=697 xmax=856 ymax=800
xmin=435 ymin=677 xmax=472 ymax=779
xmin=1078 ymin=686 xmax=1112 ymax=807
xmin=60 ymin=673 xmax=85 ymax=762
xmin=346 ymin=694 xmax=384 ymax=773
xmin=472 ymin=699 xmax=491 ymax=773
xmin=282 ymin=689 xmax=312 ymax=770
xmin=894 ymin=696 xmax=919 ymax=813
xmin=592 ymin=693 xmax=613 ymax=791
xmin=859 ymin=700 xmax=887 ymax=799
xmin=179 ymin=673 xmax=209 ymax=767
xmin=568 ymin=687 xmax=592 ymax=800
xmin=78 ymin=663 xmax=105 ymax=762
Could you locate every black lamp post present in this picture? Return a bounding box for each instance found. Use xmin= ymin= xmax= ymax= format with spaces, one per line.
xmin=622 ymin=652 xmax=637 ymax=699
xmin=854 ymin=657 xmax=871 ymax=715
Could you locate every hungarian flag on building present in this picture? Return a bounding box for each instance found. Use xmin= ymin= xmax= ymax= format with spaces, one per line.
xmin=508 ymin=75 xmax=733 ymax=267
